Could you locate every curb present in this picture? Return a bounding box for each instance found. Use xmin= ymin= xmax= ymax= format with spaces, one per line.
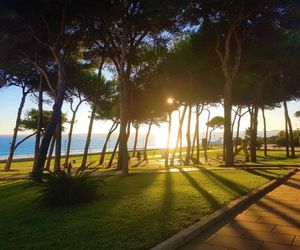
xmin=152 ymin=168 xmax=299 ymax=250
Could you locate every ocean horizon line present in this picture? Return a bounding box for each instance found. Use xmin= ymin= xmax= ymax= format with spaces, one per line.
xmin=0 ymin=129 xmax=282 ymax=136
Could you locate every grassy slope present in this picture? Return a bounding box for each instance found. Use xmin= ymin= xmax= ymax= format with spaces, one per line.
xmin=0 ymin=169 xmax=288 ymax=249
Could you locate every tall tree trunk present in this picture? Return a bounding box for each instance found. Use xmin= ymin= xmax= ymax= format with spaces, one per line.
xmin=184 ymin=105 xmax=192 ymax=165
xmin=33 ymin=74 xmax=43 ymax=169
xmin=222 ymin=128 xmax=226 ymax=161
xmin=132 ymin=123 xmax=140 ymax=158
xmin=208 ymin=129 xmax=215 ymax=148
xmin=231 ymin=107 xmax=239 ymax=132
xmin=126 ymin=120 xmax=131 ymax=142
xmin=191 ymin=124 xmax=197 ymax=159
xmin=117 ymin=31 xmax=129 ymax=176
xmin=224 ymin=81 xmax=234 ymax=165
xmin=235 ymin=109 xmax=242 ymax=152
xmin=262 ymin=106 xmax=267 ymax=156
xmin=285 ymin=117 xmax=290 ymax=158
xmin=191 ymin=105 xmax=202 ymax=159
xmin=170 ymin=105 xmax=187 ymax=166
xmin=80 ymin=61 xmax=104 ymax=170
xmin=204 ymin=109 xmax=211 ymax=162
xmin=64 ymin=99 xmax=84 ymax=167
xmin=283 ymin=101 xmax=295 ymax=158
xmin=179 ymin=110 xmax=183 ymax=159
xmin=196 ymin=105 xmax=201 ymax=163
xmin=4 ymin=88 xmax=30 ymax=171
xmin=80 ymin=105 xmax=96 ymax=169
xmin=250 ymin=105 xmax=258 ymax=163
xmin=143 ymin=119 xmax=153 ymax=161
xmin=165 ymin=111 xmax=172 ymax=167
xmin=54 ymin=112 xmax=62 ymax=172
xmin=107 ymin=136 xmax=120 ymax=169
xmin=99 ymin=121 xmax=118 ymax=165
xmin=45 ymin=134 xmax=56 ymax=171
xmin=34 ymin=53 xmax=66 ymax=175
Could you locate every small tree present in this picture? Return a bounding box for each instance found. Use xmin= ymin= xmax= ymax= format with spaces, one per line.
xmin=206 ymin=116 xmax=224 ymax=148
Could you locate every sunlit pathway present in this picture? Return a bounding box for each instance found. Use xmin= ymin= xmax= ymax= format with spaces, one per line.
xmin=182 ymin=171 xmax=300 ymax=250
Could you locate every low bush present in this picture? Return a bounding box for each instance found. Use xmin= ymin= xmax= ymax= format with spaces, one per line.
xmin=32 ymin=169 xmax=103 ymax=206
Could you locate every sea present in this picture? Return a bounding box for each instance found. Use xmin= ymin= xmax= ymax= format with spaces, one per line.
xmin=0 ymin=130 xmax=279 ymax=160
xmin=0 ymin=133 xmax=160 ymax=160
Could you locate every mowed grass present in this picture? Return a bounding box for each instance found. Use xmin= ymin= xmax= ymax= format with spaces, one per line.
xmin=255 ymin=150 xmax=300 ymax=165
xmin=0 ymin=169 xmax=288 ymax=249
xmin=0 ymin=147 xmax=298 ymax=180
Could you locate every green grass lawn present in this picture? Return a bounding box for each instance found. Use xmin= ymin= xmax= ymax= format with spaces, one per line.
xmin=255 ymin=150 xmax=300 ymax=165
xmin=0 ymin=147 xmax=298 ymax=180
xmin=0 ymin=169 xmax=288 ymax=249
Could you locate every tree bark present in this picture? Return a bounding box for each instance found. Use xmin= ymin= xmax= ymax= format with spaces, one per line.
xmin=192 ymin=104 xmax=201 ymax=159
xmin=223 ymin=81 xmax=234 ymax=165
xmin=64 ymin=99 xmax=84 ymax=167
xmin=34 ymin=51 xmax=66 ymax=175
xmin=80 ymin=61 xmax=104 ymax=170
xmin=250 ymin=105 xmax=258 ymax=163
xmin=4 ymin=87 xmax=30 ymax=171
xmin=117 ymin=30 xmax=129 ymax=176
xmin=208 ymin=128 xmax=215 ymax=148
xmin=184 ymin=105 xmax=192 ymax=165
xmin=107 ymin=136 xmax=120 ymax=169
xmin=126 ymin=120 xmax=131 ymax=142
xmin=204 ymin=109 xmax=211 ymax=162
xmin=283 ymin=100 xmax=295 ymax=158
xmin=196 ymin=105 xmax=202 ymax=163
xmin=99 ymin=121 xmax=118 ymax=165
xmin=165 ymin=111 xmax=172 ymax=167
xmin=170 ymin=105 xmax=187 ymax=166
xmin=191 ymin=123 xmax=197 ymax=159
xmin=132 ymin=123 xmax=140 ymax=158
xmin=80 ymin=105 xmax=96 ymax=169
xmin=143 ymin=119 xmax=153 ymax=161
xmin=262 ymin=106 xmax=267 ymax=156
xmin=54 ymin=111 xmax=62 ymax=172
xmin=235 ymin=109 xmax=242 ymax=152
xmin=45 ymin=133 xmax=56 ymax=171
xmin=285 ymin=116 xmax=290 ymax=158
xmin=231 ymin=107 xmax=239 ymax=132
xmin=33 ymin=74 xmax=43 ymax=169
xmin=178 ymin=110 xmax=183 ymax=160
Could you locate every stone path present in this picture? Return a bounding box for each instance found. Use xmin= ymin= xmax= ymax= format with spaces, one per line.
xmin=182 ymin=172 xmax=300 ymax=250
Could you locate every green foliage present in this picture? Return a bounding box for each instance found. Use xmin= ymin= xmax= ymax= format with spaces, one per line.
xmin=19 ymin=109 xmax=68 ymax=132
xmin=206 ymin=116 xmax=224 ymax=129
xmin=33 ymin=170 xmax=103 ymax=206
xmin=274 ymin=130 xmax=300 ymax=147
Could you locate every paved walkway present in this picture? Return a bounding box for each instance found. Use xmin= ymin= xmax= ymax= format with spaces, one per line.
xmin=183 ymin=172 xmax=300 ymax=250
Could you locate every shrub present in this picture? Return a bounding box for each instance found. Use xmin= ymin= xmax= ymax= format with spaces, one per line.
xmin=33 ymin=169 xmax=104 ymax=206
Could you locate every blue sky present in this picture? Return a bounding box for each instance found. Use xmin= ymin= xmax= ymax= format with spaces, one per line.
xmin=1 ymin=85 xmax=299 ymax=137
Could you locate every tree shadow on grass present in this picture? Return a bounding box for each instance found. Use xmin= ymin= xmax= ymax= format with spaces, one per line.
xmin=0 ymin=180 xmax=29 ymax=199
xmin=162 ymin=172 xmax=173 ymax=212
xmin=177 ymin=168 xmax=220 ymax=209
xmin=243 ymin=169 xmax=277 ymax=181
xmin=156 ymin=171 xmax=175 ymax=234
xmin=259 ymin=154 xmax=287 ymax=161
xmin=199 ymin=168 xmax=248 ymax=196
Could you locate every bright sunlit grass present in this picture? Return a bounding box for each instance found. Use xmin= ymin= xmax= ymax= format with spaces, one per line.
xmin=0 ymin=169 xmax=288 ymax=249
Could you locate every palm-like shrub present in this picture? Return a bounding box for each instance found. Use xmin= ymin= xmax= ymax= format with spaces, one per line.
xmin=33 ymin=169 xmax=103 ymax=206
